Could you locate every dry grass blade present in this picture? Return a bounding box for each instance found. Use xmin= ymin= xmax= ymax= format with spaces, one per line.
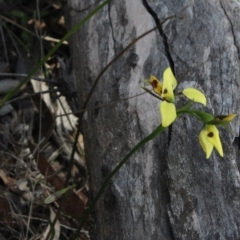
xmin=42 ymin=208 xmax=60 ymax=240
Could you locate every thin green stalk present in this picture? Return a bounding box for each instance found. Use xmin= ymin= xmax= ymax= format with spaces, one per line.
xmin=0 ymin=0 xmax=113 ymax=108
xmin=72 ymin=124 xmax=166 ymax=239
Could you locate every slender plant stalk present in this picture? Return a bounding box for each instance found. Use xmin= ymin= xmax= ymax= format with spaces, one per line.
xmin=72 ymin=124 xmax=166 ymax=238
xmin=69 ymin=5 xmax=193 ymax=238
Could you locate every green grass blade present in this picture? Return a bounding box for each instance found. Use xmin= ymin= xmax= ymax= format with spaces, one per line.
xmin=0 ymin=0 xmax=113 ymax=108
xmin=72 ymin=124 xmax=166 ymax=239
xmin=48 ymin=218 xmax=56 ymax=240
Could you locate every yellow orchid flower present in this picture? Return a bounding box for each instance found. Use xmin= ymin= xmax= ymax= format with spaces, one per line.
xmin=199 ymin=124 xmax=223 ymax=159
xmin=148 ymin=67 xmax=207 ymax=127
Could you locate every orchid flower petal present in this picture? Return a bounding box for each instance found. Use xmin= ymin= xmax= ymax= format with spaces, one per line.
xmin=163 ymin=67 xmax=177 ymax=90
xmin=160 ymin=101 xmax=176 ymax=127
xmin=199 ymin=129 xmax=214 ymax=159
xmin=149 ymin=75 xmax=162 ymax=95
xmin=214 ymin=114 xmax=237 ymax=123
xmin=223 ymin=114 xmax=237 ymax=122
xmin=204 ymin=125 xmax=223 ymax=157
xmin=182 ymin=88 xmax=207 ymax=106
xmin=162 ymin=67 xmax=177 ymax=103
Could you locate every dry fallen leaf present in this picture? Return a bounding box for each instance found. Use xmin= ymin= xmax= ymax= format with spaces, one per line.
xmin=0 ymin=170 xmax=16 ymax=186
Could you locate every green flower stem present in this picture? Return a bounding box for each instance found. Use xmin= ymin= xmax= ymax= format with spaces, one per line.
xmin=72 ymin=124 xmax=167 ymax=239
xmin=177 ymin=108 xmax=214 ymax=123
xmin=0 ymin=0 xmax=113 ymax=108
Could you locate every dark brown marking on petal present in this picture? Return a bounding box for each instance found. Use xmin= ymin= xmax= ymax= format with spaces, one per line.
xmin=152 ymin=79 xmax=158 ymax=89
xmin=207 ymin=132 xmax=214 ymax=138
xmin=163 ymin=88 xmax=168 ymax=94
